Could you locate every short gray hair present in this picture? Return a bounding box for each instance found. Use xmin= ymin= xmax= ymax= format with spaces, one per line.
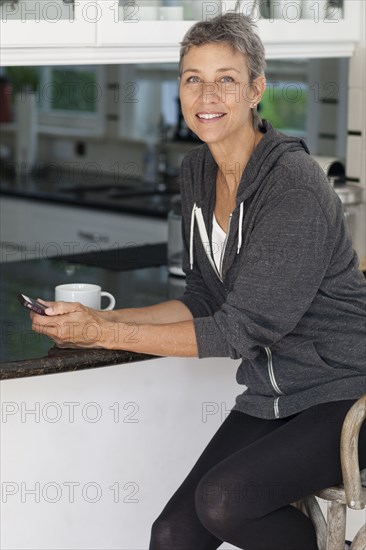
xmin=179 ymin=12 xmax=266 ymax=130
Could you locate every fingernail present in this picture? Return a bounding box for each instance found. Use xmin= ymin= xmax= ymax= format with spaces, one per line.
xmin=45 ymin=307 xmax=53 ymax=314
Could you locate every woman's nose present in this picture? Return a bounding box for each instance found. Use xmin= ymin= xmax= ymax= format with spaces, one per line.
xmin=201 ymin=82 xmax=221 ymax=103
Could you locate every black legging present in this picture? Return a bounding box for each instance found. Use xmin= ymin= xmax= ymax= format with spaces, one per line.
xmin=149 ymin=399 xmax=366 ymax=550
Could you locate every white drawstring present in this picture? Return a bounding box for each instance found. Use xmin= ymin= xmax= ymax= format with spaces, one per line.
xmin=189 ymin=203 xmax=196 ymax=269
xmin=189 ymin=201 xmax=244 ymax=274
xmin=237 ymin=201 xmax=244 ymax=254
xmin=195 ymin=205 xmax=221 ymax=280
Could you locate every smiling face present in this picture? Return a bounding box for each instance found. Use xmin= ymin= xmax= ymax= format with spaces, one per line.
xmin=179 ymin=42 xmax=263 ymax=148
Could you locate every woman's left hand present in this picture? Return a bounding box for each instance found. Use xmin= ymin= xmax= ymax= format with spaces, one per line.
xmin=30 ymin=300 xmax=112 ymax=349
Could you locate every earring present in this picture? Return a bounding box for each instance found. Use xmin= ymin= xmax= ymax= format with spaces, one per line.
xmin=252 ymin=103 xmax=257 ymax=109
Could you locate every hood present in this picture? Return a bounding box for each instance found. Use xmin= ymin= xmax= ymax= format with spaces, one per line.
xmin=195 ymin=118 xmax=310 ymax=206
xmin=189 ymin=119 xmax=311 ymax=277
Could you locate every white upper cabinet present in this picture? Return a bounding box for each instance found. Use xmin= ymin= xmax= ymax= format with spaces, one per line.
xmin=258 ymin=0 xmax=361 ymax=58
xmin=0 ymin=0 xmax=97 ymax=53
xmin=0 ymin=0 xmax=362 ymax=64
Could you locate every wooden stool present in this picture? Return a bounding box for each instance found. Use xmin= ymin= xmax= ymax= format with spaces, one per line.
xmin=293 ymin=394 xmax=366 ymax=550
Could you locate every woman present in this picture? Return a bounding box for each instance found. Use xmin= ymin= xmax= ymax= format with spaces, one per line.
xmin=31 ymin=13 xmax=366 ymax=550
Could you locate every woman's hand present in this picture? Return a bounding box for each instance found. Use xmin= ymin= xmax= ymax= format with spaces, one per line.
xmin=30 ymin=299 xmax=113 ymax=349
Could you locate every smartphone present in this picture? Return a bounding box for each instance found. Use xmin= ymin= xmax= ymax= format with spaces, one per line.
xmin=17 ymin=293 xmax=48 ymax=315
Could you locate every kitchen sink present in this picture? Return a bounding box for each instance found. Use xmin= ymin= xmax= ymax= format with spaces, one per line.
xmin=116 ymin=193 xmax=178 ymax=214
xmin=57 ymin=183 xmax=179 ymax=199
xmin=57 ymin=183 xmax=141 ymax=195
xmin=107 ymin=188 xmax=178 ymax=199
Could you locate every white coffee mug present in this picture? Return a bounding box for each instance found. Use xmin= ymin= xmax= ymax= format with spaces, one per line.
xmin=55 ymin=283 xmax=116 ymax=310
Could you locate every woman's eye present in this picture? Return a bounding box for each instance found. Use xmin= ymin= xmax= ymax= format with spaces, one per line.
xmin=186 ymin=76 xmax=200 ymax=83
xmin=220 ymin=76 xmax=234 ymax=83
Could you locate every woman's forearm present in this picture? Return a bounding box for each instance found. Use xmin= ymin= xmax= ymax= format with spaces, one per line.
xmin=104 ymin=319 xmax=198 ymax=357
xmin=30 ymin=300 xmax=198 ymax=356
xmin=98 ymin=299 xmax=193 ymax=325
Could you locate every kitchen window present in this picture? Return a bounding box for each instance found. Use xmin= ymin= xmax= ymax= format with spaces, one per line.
xmin=151 ymin=58 xmax=347 ymax=157
xmin=257 ymin=59 xmax=309 ymax=139
xmin=4 ymin=65 xmax=105 ymax=136
xmin=38 ymin=65 xmax=105 ymax=135
xmin=117 ymin=60 xmax=311 ymax=142
xmin=257 ymin=57 xmax=348 ymax=158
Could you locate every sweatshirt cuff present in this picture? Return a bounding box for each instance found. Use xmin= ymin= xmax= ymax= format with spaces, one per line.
xmin=176 ymin=295 xmax=216 ymax=319
xmin=193 ymin=316 xmax=241 ymax=359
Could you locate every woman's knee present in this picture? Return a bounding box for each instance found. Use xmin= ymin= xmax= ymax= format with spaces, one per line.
xmin=149 ymin=517 xmax=175 ymax=549
xmin=194 ymin=470 xmax=278 ymax=525
xmin=194 ymin=471 xmax=251 ymax=533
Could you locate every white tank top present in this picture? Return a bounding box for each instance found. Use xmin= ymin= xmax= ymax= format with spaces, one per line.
xmin=212 ymin=213 xmax=230 ymax=277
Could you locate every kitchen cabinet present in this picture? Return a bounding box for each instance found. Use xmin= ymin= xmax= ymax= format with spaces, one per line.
xmin=0 ymin=0 xmax=97 ymax=50
xmin=97 ymin=0 xmax=360 ymax=59
xmin=0 ymin=0 xmax=362 ymax=65
xmin=0 ymin=197 xmax=167 ymax=262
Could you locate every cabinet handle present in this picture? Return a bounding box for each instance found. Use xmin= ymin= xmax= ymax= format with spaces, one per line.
xmin=77 ymin=231 xmax=110 ymax=243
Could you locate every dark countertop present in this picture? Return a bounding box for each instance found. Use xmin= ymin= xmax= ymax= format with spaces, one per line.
xmin=0 ymin=250 xmax=187 ymax=380
xmin=0 ymin=166 xmax=179 ymax=218
xmin=1 ymin=347 xmax=155 ymax=380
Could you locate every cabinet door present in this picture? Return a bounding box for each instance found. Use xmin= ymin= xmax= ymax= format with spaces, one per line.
xmin=96 ymin=0 xmax=191 ymax=52
xmin=0 ymin=0 xmax=96 ymax=48
xmin=0 ymin=198 xmax=167 ymax=262
xmin=96 ymin=0 xmax=361 ymax=61
xmin=258 ymin=0 xmax=360 ymax=58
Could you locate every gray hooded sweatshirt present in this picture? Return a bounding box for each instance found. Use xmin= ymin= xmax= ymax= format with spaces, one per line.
xmin=177 ymin=119 xmax=366 ymax=419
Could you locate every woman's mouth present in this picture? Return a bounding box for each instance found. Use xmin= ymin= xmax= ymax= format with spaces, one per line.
xmin=196 ymin=112 xmax=226 ymax=123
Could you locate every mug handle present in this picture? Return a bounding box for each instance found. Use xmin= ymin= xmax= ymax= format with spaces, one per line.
xmin=100 ymin=292 xmax=116 ymax=311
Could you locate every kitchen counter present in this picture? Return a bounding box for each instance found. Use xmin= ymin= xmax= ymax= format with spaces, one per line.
xmin=0 ymin=166 xmax=179 ymax=218
xmin=0 ymin=251 xmax=186 ymax=379
xmin=0 ymin=252 xmax=240 ymax=550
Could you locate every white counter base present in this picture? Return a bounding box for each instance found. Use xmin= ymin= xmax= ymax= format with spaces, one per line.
xmin=1 ymin=356 xmax=243 ymax=549
xmin=1 ymin=356 xmax=364 ymax=548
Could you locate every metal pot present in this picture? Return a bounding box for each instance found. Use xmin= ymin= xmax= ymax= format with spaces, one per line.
xmin=333 ymin=184 xmax=364 ymax=206
xmin=334 ymin=184 xmax=364 ymax=257
xmin=311 ymin=155 xmax=346 ymax=185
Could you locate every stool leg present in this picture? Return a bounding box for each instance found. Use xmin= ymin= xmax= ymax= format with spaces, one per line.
xmin=326 ymin=501 xmax=347 ymax=550
xmin=303 ymin=495 xmax=327 ymax=550
xmin=350 ymin=524 xmax=366 ymax=550
xmin=292 ymin=499 xmax=308 ymax=516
